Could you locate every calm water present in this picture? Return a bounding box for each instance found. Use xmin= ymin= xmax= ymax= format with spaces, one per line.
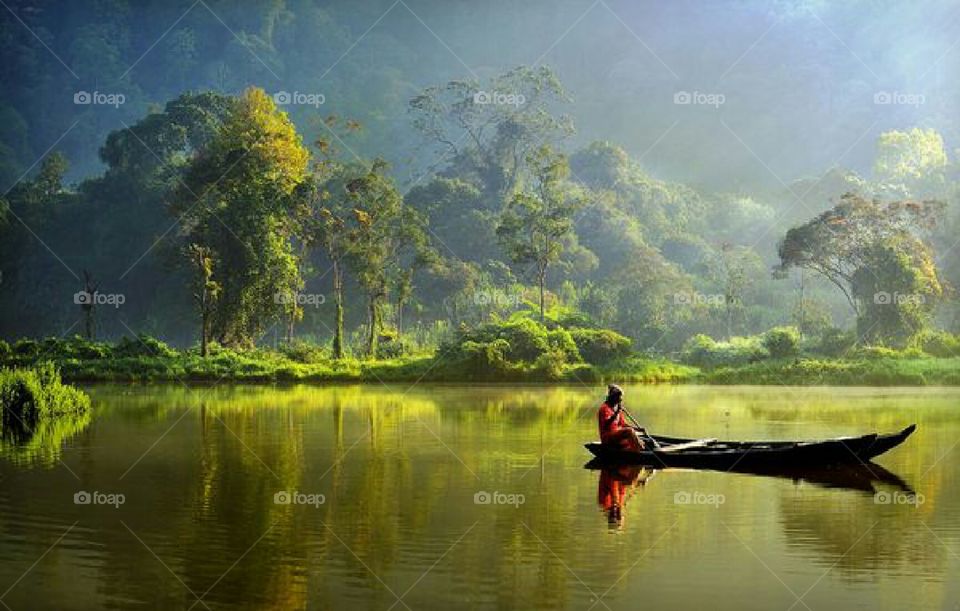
xmin=1 ymin=384 xmax=959 ymax=610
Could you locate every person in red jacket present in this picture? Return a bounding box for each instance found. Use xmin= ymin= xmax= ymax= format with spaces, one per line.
xmin=597 ymin=384 xmax=645 ymax=452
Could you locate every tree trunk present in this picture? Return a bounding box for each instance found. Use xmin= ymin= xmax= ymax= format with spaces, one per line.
xmin=332 ymin=260 xmax=344 ymax=359
xmin=397 ymin=297 xmax=404 ymax=337
xmin=538 ymin=266 xmax=546 ymax=322
xmin=286 ymin=315 xmax=294 ymax=344
xmin=83 ymin=309 xmax=95 ymax=340
xmin=367 ymin=294 xmax=379 ymax=358
xmin=200 ymin=310 xmax=209 ymax=357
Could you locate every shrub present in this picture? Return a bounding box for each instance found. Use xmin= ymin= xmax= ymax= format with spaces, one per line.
xmin=0 ymin=340 xmax=9 ymax=359
xmin=915 ymin=330 xmax=960 ymax=358
xmin=112 ymin=334 xmax=178 ymax=359
xmin=533 ymin=349 xmax=569 ymax=380
xmin=815 ymin=328 xmax=857 ymax=358
xmin=279 ymin=341 xmax=329 ymax=364
xmin=763 ymin=326 xmax=800 ymax=359
xmin=12 ymin=339 xmax=39 ymax=358
xmin=0 ymin=362 xmax=91 ymax=437
xmin=681 ymin=334 xmax=767 ymax=368
xmin=453 ymin=339 xmax=514 ymax=379
xmin=498 ymin=318 xmax=550 ymax=362
xmin=546 ymin=328 xmax=581 ymax=362
xmin=569 ymin=328 xmax=632 ymax=364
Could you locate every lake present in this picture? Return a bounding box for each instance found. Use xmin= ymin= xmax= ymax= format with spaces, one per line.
xmin=1 ymin=384 xmax=959 ymax=610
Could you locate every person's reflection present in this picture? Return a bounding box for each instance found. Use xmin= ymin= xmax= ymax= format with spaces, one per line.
xmin=597 ymin=465 xmax=654 ymax=530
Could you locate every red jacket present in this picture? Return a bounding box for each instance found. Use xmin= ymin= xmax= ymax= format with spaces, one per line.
xmin=598 ymin=402 xmax=626 ymax=442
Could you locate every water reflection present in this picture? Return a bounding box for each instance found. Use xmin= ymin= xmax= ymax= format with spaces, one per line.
xmin=0 ymin=408 xmax=91 ymax=468
xmin=0 ymin=384 xmax=956 ymax=610
xmin=588 ymin=459 xmax=915 ymax=498
xmin=596 ymin=465 xmax=655 ymax=530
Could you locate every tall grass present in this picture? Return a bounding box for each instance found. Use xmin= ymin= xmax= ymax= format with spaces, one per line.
xmin=1 ymin=362 xmax=91 ymax=439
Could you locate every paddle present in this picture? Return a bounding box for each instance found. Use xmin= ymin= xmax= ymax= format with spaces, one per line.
xmin=618 ymin=404 xmax=660 ymax=449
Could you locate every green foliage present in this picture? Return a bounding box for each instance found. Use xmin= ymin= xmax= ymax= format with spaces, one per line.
xmin=700 ymin=356 xmax=960 ymax=386
xmin=810 ymin=328 xmax=854 ymax=357
xmin=278 ymin=341 xmax=330 ymax=364
xmin=113 ymin=335 xmax=178 ymax=359
xmin=763 ymin=326 xmax=801 ymax=359
xmin=681 ymin=334 xmax=768 ymax=368
xmin=569 ymin=328 xmax=632 ymax=364
xmin=174 ymin=87 xmax=310 ymax=347
xmin=1 ymin=363 xmax=91 ymax=438
xmin=915 ymin=330 xmax=960 ymax=358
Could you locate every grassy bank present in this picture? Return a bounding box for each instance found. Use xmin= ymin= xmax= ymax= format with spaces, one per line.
xmin=699 ymin=356 xmax=960 ymax=386
xmin=5 ymin=335 xmax=960 ymax=386
xmin=1 ymin=349 xmax=696 ymax=384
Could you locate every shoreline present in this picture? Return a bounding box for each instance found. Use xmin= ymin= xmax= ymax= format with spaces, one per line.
xmin=5 ymin=354 xmax=957 ymax=386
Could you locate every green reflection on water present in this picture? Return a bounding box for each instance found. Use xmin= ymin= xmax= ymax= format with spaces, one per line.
xmin=0 ymin=384 xmax=957 ymax=610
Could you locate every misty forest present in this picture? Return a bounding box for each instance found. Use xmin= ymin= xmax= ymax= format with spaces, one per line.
xmin=4 ymin=2 xmax=960 ymax=610
xmin=2 ymin=0 xmax=960 ymax=385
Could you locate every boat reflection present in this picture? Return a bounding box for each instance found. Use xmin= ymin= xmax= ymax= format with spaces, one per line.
xmin=586 ymin=458 xmax=915 ymax=496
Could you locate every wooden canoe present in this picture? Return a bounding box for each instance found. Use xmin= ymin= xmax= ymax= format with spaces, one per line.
xmin=584 ymin=424 xmax=916 ymax=470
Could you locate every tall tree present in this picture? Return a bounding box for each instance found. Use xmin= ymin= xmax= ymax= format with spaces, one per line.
xmin=174 ymin=87 xmax=309 ymax=347
xmin=409 ymin=65 xmax=573 ymax=202
xmin=778 ymin=193 xmax=943 ymax=344
xmin=497 ymin=146 xmax=587 ymax=321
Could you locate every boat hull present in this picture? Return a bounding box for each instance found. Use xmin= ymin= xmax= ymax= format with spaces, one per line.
xmin=584 ymin=425 xmax=916 ymax=469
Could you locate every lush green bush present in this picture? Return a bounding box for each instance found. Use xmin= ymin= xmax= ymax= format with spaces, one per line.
xmin=0 ymin=340 xmax=9 ymax=358
xmin=12 ymin=339 xmax=40 ymax=358
xmin=915 ymin=330 xmax=960 ymax=358
xmin=569 ymin=328 xmax=632 ymax=364
xmin=681 ymin=334 xmax=768 ymax=368
xmin=763 ymin=326 xmax=800 ymax=359
xmin=1 ymin=362 xmax=91 ymax=436
xmin=112 ymin=334 xmax=178 ymax=358
xmin=814 ymin=327 xmax=857 ymax=357
xmin=278 ymin=341 xmax=330 ymax=364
